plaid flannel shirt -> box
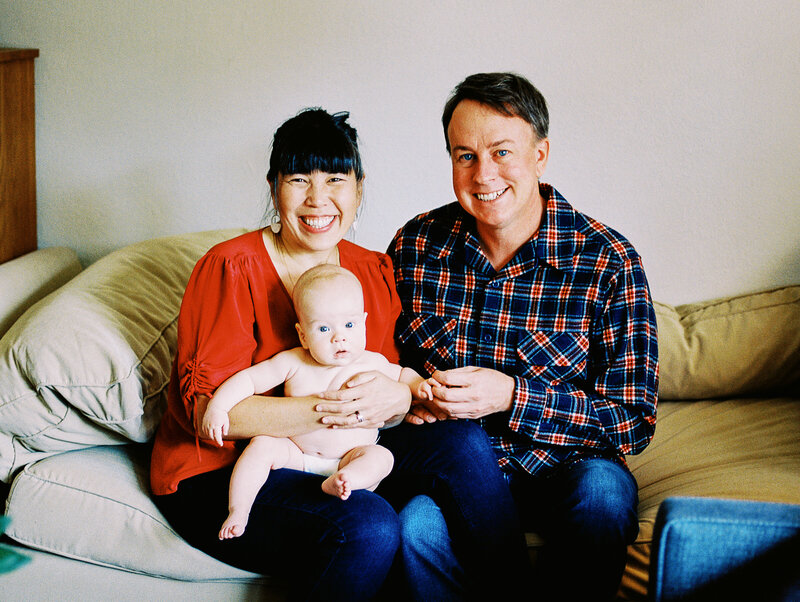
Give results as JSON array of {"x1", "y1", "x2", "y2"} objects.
[{"x1": 388, "y1": 184, "x2": 658, "y2": 477}]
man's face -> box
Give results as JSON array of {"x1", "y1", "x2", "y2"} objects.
[{"x1": 447, "y1": 99, "x2": 549, "y2": 239}]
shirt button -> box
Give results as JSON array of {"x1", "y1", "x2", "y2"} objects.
[{"x1": 483, "y1": 333, "x2": 493, "y2": 343}]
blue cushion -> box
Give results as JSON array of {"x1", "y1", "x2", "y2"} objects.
[{"x1": 650, "y1": 496, "x2": 800, "y2": 601}]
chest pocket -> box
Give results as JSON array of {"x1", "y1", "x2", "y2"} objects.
[
  {"x1": 516, "y1": 330, "x2": 590, "y2": 385},
  {"x1": 397, "y1": 313, "x2": 457, "y2": 372}
]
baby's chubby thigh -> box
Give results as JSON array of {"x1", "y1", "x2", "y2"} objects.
[
  {"x1": 339, "y1": 443, "x2": 395, "y2": 483},
  {"x1": 245, "y1": 434, "x2": 305, "y2": 471}
]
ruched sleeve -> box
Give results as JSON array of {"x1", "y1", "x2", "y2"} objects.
[{"x1": 174, "y1": 252, "x2": 258, "y2": 422}]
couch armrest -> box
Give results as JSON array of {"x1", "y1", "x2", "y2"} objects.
[{"x1": 0, "y1": 247, "x2": 81, "y2": 339}]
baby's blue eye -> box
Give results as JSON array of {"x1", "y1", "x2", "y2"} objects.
[
  {"x1": 318, "y1": 326, "x2": 330, "y2": 333},
  {"x1": 345, "y1": 321, "x2": 354, "y2": 329}
]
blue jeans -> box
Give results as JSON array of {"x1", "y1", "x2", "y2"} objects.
[
  {"x1": 398, "y1": 456, "x2": 639, "y2": 601},
  {"x1": 378, "y1": 420, "x2": 531, "y2": 600},
  {"x1": 155, "y1": 420, "x2": 526, "y2": 600},
  {"x1": 155, "y1": 465, "x2": 399, "y2": 601},
  {"x1": 513, "y1": 458, "x2": 640, "y2": 601},
  {"x1": 650, "y1": 497, "x2": 800, "y2": 602}
]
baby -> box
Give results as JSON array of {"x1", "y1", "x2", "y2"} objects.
[{"x1": 202, "y1": 263, "x2": 432, "y2": 539}]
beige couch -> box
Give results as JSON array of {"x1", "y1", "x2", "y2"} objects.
[
  {"x1": 620, "y1": 287, "x2": 800, "y2": 598},
  {"x1": 1, "y1": 229, "x2": 798, "y2": 600}
]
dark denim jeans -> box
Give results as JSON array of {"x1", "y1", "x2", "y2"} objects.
[
  {"x1": 378, "y1": 420, "x2": 531, "y2": 600},
  {"x1": 396, "y1": 455, "x2": 639, "y2": 601},
  {"x1": 155, "y1": 465, "x2": 400, "y2": 601},
  {"x1": 511, "y1": 457, "x2": 640, "y2": 601},
  {"x1": 155, "y1": 420, "x2": 528, "y2": 601}
]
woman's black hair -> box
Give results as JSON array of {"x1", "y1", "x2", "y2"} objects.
[
  {"x1": 441, "y1": 72, "x2": 549, "y2": 153},
  {"x1": 267, "y1": 108, "x2": 363, "y2": 185}
]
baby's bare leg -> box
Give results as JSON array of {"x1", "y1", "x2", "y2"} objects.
[
  {"x1": 321, "y1": 444, "x2": 394, "y2": 501},
  {"x1": 221, "y1": 436, "x2": 303, "y2": 539}
]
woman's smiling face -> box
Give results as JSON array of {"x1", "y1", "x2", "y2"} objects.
[{"x1": 273, "y1": 170, "x2": 362, "y2": 254}]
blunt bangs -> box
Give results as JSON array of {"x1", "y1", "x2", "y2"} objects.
[
  {"x1": 267, "y1": 108, "x2": 363, "y2": 183},
  {"x1": 275, "y1": 142, "x2": 361, "y2": 180}
]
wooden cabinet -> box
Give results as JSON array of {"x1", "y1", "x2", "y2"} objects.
[{"x1": 0, "y1": 48, "x2": 39, "y2": 264}]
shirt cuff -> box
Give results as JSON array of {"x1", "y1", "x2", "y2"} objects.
[{"x1": 508, "y1": 375, "x2": 548, "y2": 436}]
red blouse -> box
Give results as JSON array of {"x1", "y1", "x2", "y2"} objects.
[{"x1": 150, "y1": 230, "x2": 401, "y2": 495}]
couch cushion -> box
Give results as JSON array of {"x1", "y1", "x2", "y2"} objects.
[
  {"x1": 0, "y1": 229, "x2": 246, "y2": 483},
  {"x1": 620, "y1": 396, "x2": 800, "y2": 599},
  {"x1": 655, "y1": 286, "x2": 800, "y2": 400},
  {"x1": 629, "y1": 397, "x2": 800, "y2": 542},
  {"x1": 3, "y1": 444, "x2": 264, "y2": 582}
]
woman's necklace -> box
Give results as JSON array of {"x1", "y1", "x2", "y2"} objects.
[{"x1": 272, "y1": 231, "x2": 339, "y2": 294}]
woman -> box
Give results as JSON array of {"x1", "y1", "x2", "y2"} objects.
[{"x1": 150, "y1": 108, "x2": 527, "y2": 600}]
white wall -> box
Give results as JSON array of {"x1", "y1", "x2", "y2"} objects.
[{"x1": 1, "y1": 0, "x2": 798, "y2": 305}]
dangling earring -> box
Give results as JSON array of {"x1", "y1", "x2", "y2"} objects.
[
  {"x1": 352, "y1": 206, "x2": 363, "y2": 233},
  {"x1": 269, "y1": 212, "x2": 281, "y2": 234}
]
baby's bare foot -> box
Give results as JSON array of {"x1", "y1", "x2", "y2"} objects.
[
  {"x1": 321, "y1": 471, "x2": 352, "y2": 500},
  {"x1": 219, "y1": 510, "x2": 249, "y2": 539}
]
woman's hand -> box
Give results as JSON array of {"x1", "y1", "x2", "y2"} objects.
[
  {"x1": 315, "y1": 371, "x2": 412, "y2": 428},
  {"x1": 404, "y1": 399, "x2": 447, "y2": 425}
]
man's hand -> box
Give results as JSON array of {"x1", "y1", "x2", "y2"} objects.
[
  {"x1": 315, "y1": 371, "x2": 412, "y2": 428},
  {"x1": 410, "y1": 366, "x2": 515, "y2": 421}
]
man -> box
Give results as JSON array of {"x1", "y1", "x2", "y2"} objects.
[{"x1": 389, "y1": 72, "x2": 658, "y2": 600}]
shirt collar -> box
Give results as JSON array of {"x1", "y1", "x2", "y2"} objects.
[
  {"x1": 453, "y1": 183, "x2": 583, "y2": 274},
  {"x1": 534, "y1": 183, "x2": 583, "y2": 272}
]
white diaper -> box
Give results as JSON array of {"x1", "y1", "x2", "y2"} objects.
[{"x1": 302, "y1": 453, "x2": 342, "y2": 477}]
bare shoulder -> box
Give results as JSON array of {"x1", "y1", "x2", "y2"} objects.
[
  {"x1": 264, "y1": 347, "x2": 307, "y2": 371},
  {"x1": 355, "y1": 350, "x2": 391, "y2": 368},
  {"x1": 357, "y1": 351, "x2": 402, "y2": 380}
]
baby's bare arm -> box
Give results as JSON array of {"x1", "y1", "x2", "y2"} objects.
[
  {"x1": 361, "y1": 353, "x2": 432, "y2": 402},
  {"x1": 208, "y1": 350, "x2": 302, "y2": 415},
  {"x1": 199, "y1": 349, "x2": 320, "y2": 442},
  {"x1": 396, "y1": 366, "x2": 436, "y2": 401},
  {"x1": 201, "y1": 370, "x2": 262, "y2": 446}
]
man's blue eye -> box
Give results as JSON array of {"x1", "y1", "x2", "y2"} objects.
[
  {"x1": 318, "y1": 326, "x2": 329, "y2": 333},
  {"x1": 460, "y1": 153, "x2": 474, "y2": 162},
  {"x1": 497, "y1": 150, "x2": 509, "y2": 157}
]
